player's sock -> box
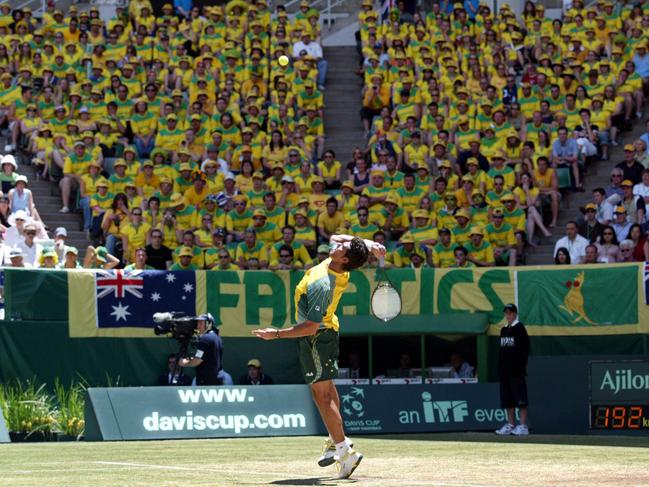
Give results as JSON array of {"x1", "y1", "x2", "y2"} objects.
[
  {"x1": 345, "y1": 437, "x2": 353, "y2": 448},
  {"x1": 335, "y1": 440, "x2": 349, "y2": 458}
]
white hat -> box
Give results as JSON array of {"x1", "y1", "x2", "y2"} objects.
[
  {"x1": 9, "y1": 247, "x2": 23, "y2": 258},
  {"x1": 1, "y1": 154, "x2": 16, "y2": 169},
  {"x1": 54, "y1": 227, "x2": 67, "y2": 237},
  {"x1": 224, "y1": 172, "x2": 235, "y2": 181},
  {"x1": 79, "y1": 106, "x2": 89, "y2": 113},
  {"x1": 8, "y1": 209, "x2": 32, "y2": 226},
  {"x1": 281, "y1": 175, "x2": 294, "y2": 183},
  {"x1": 14, "y1": 174, "x2": 27, "y2": 185}
]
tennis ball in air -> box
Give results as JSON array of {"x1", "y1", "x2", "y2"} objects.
[{"x1": 278, "y1": 55, "x2": 289, "y2": 67}]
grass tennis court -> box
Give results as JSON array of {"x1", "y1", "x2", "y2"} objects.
[{"x1": 1, "y1": 433, "x2": 648, "y2": 487}]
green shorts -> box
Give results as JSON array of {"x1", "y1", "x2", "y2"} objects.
[{"x1": 298, "y1": 327, "x2": 339, "y2": 384}]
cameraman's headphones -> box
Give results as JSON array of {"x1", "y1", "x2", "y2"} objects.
[{"x1": 197, "y1": 313, "x2": 215, "y2": 330}]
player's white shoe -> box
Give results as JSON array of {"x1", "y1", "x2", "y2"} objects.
[
  {"x1": 512, "y1": 424, "x2": 529, "y2": 436},
  {"x1": 335, "y1": 448, "x2": 363, "y2": 479},
  {"x1": 317, "y1": 438, "x2": 336, "y2": 467},
  {"x1": 317, "y1": 438, "x2": 353, "y2": 467},
  {"x1": 495, "y1": 423, "x2": 515, "y2": 435}
]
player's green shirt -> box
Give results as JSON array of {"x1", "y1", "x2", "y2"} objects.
[{"x1": 294, "y1": 257, "x2": 349, "y2": 331}]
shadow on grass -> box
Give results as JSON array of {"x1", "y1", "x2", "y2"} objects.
[
  {"x1": 271, "y1": 478, "x2": 356, "y2": 486},
  {"x1": 358, "y1": 432, "x2": 649, "y2": 448}
]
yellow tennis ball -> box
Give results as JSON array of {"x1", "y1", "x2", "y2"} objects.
[{"x1": 278, "y1": 55, "x2": 289, "y2": 67}]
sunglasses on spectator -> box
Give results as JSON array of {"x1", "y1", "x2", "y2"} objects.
[
  {"x1": 219, "y1": 255, "x2": 229, "y2": 259},
  {"x1": 280, "y1": 254, "x2": 291, "y2": 258},
  {"x1": 25, "y1": 231, "x2": 36, "y2": 235}
]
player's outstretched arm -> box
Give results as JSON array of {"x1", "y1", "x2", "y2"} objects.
[
  {"x1": 330, "y1": 234, "x2": 386, "y2": 259},
  {"x1": 253, "y1": 320, "x2": 320, "y2": 340}
]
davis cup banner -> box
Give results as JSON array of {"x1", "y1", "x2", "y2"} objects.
[
  {"x1": 84, "y1": 384, "x2": 511, "y2": 441},
  {"x1": 3, "y1": 264, "x2": 647, "y2": 338}
]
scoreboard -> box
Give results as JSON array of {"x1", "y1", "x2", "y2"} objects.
[{"x1": 589, "y1": 361, "x2": 649, "y2": 433}]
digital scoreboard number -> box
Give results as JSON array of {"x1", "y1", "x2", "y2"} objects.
[
  {"x1": 589, "y1": 361, "x2": 649, "y2": 433},
  {"x1": 591, "y1": 405, "x2": 649, "y2": 430}
]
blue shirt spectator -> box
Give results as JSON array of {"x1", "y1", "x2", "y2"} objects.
[
  {"x1": 552, "y1": 131, "x2": 579, "y2": 161},
  {"x1": 633, "y1": 46, "x2": 649, "y2": 78},
  {"x1": 464, "y1": 0, "x2": 480, "y2": 19},
  {"x1": 174, "y1": 0, "x2": 192, "y2": 18},
  {"x1": 640, "y1": 121, "x2": 649, "y2": 154}
]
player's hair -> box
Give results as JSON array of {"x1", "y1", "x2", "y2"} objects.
[{"x1": 342, "y1": 237, "x2": 369, "y2": 271}]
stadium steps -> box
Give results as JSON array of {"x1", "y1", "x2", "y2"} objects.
[
  {"x1": 323, "y1": 46, "x2": 365, "y2": 162},
  {"x1": 14, "y1": 157, "x2": 89, "y2": 255},
  {"x1": 525, "y1": 122, "x2": 647, "y2": 265}
]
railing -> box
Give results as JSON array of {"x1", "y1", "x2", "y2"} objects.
[
  {"x1": 14, "y1": 0, "x2": 45, "y2": 16},
  {"x1": 276, "y1": 0, "x2": 353, "y2": 31}
]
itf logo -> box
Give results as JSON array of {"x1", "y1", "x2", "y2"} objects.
[{"x1": 421, "y1": 392, "x2": 469, "y2": 423}]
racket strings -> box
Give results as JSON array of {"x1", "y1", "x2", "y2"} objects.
[{"x1": 371, "y1": 286, "x2": 402, "y2": 322}]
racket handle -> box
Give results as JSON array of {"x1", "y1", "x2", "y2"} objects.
[{"x1": 378, "y1": 256, "x2": 385, "y2": 268}]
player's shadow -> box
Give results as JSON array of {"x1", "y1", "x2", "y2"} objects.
[{"x1": 271, "y1": 478, "x2": 357, "y2": 485}]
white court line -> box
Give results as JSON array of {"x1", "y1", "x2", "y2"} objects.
[
  {"x1": 94, "y1": 462, "x2": 496, "y2": 487},
  {"x1": 94, "y1": 461, "x2": 314, "y2": 478}
]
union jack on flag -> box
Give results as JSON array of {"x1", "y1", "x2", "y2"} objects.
[
  {"x1": 96, "y1": 270, "x2": 144, "y2": 299},
  {"x1": 95, "y1": 270, "x2": 197, "y2": 328}
]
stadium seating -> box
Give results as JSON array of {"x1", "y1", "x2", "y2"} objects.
[{"x1": 0, "y1": 1, "x2": 647, "y2": 269}]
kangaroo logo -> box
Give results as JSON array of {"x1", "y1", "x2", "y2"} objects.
[{"x1": 559, "y1": 271, "x2": 596, "y2": 325}]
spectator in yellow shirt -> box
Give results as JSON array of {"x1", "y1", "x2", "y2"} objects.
[
  {"x1": 465, "y1": 226, "x2": 496, "y2": 267},
  {"x1": 135, "y1": 160, "x2": 160, "y2": 200},
  {"x1": 235, "y1": 228, "x2": 269, "y2": 269},
  {"x1": 349, "y1": 206, "x2": 379, "y2": 240},
  {"x1": 485, "y1": 208, "x2": 518, "y2": 266},
  {"x1": 184, "y1": 171, "x2": 210, "y2": 209},
  {"x1": 120, "y1": 208, "x2": 151, "y2": 264},
  {"x1": 250, "y1": 209, "x2": 282, "y2": 248},
  {"x1": 410, "y1": 209, "x2": 438, "y2": 245},
  {"x1": 317, "y1": 197, "x2": 345, "y2": 243},
  {"x1": 431, "y1": 228, "x2": 457, "y2": 268},
  {"x1": 380, "y1": 194, "x2": 409, "y2": 239}
]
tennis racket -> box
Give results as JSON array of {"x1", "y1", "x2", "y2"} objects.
[{"x1": 371, "y1": 257, "x2": 402, "y2": 322}]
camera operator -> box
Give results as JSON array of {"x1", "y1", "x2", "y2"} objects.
[{"x1": 177, "y1": 313, "x2": 224, "y2": 385}]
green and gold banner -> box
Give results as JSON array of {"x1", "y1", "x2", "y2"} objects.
[{"x1": 2, "y1": 264, "x2": 647, "y2": 338}]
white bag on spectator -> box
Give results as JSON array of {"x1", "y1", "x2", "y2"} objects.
[{"x1": 576, "y1": 137, "x2": 597, "y2": 157}]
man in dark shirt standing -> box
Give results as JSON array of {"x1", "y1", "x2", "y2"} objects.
[
  {"x1": 495, "y1": 303, "x2": 530, "y2": 436},
  {"x1": 145, "y1": 229, "x2": 173, "y2": 270},
  {"x1": 178, "y1": 314, "x2": 223, "y2": 385}
]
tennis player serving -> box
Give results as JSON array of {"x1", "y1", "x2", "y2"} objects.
[{"x1": 253, "y1": 234, "x2": 385, "y2": 479}]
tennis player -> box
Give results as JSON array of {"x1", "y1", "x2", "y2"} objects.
[{"x1": 253, "y1": 234, "x2": 385, "y2": 479}]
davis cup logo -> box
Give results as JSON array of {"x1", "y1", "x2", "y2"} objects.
[
  {"x1": 342, "y1": 387, "x2": 365, "y2": 418},
  {"x1": 341, "y1": 388, "x2": 382, "y2": 432}
]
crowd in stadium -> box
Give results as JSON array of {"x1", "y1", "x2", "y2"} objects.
[
  {"x1": 357, "y1": 0, "x2": 649, "y2": 266},
  {"x1": 0, "y1": 0, "x2": 648, "y2": 269}
]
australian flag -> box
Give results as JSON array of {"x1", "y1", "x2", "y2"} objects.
[{"x1": 96, "y1": 270, "x2": 197, "y2": 328}]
